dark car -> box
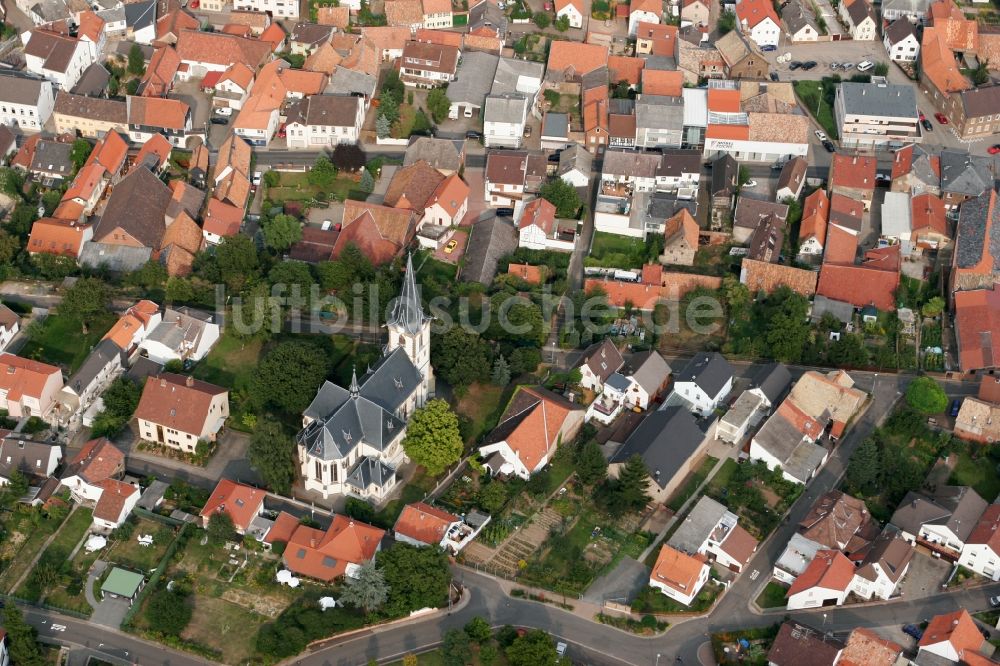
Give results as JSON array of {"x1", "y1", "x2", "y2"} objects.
[
  {"x1": 801, "y1": 61, "x2": 818, "y2": 70},
  {"x1": 465, "y1": 130, "x2": 482, "y2": 140},
  {"x1": 990, "y1": 596, "x2": 1000, "y2": 607},
  {"x1": 950, "y1": 399, "x2": 962, "y2": 417},
  {"x1": 822, "y1": 140, "x2": 835, "y2": 153},
  {"x1": 921, "y1": 118, "x2": 933, "y2": 132},
  {"x1": 210, "y1": 116, "x2": 228, "y2": 125},
  {"x1": 769, "y1": 72, "x2": 779, "y2": 81},
  {"x1": 903, "y1": 624, "x2": 924, "y2": 640},
  {"x1": 761, "y1": 44, "x2": 777, "y2": 51},
  {"x1": 496, "y1": 207, "x2": 515, "y2": 217},
  {"x1": 789, "y1": 61, "x2": 803, "y2": 70}
]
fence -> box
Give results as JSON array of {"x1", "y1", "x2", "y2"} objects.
[
  {"x1": 120, "y1": 522, "x2": 192, "y2": 628},
  {"x1": 132, "y1": 506, "x2": 186, "y2": 527},
  {"x1": 0, "y1": 593, "x2": 90, "y2": 620}
]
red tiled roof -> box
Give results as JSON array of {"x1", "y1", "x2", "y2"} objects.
[
  {"x1": 824, "y1": 223, "x2": 859, "y2": 265},
  {"x1": 817, "y1": 246, "x2": 900, "y2": 311},
  {"x1": 954, "y1": 288, "x2": 1000, "y2": 372},
  {"x1": 203, "y1": 198, "x2": 244, "y2": 238},
  {"x1": 67, "y1": 437, "x2": 124, "y2": 484},
  {"x1": 27, "y1": 218, "x2": 90, "y2": 257},
  {"x1": 519, "y1": 198, "x2": 557, "y2": 235},
  {"x1": 607, "y1": 55, "x2": 644, "y2": 86},
  {"x1": 829, "y1": 154, "x2": 877, "y2": 192},
  {"x1": 921, "y1": 27, "x2": 971, "y2": 95},
  {"x1": 200, "y1": 479, "x2": 265, "y2": 532},
  {"x1": 641, "y1": 68, "x2": 683, "y2": 96},
  {"x1": 264, "y1": 511, "x2": 300, "y2": 545},
  {"x1": 393, "y1": 502, "x2": 458, "y2": 546},
  {"x1": 94, "y1": 479, "x2": 138, "y2": 524},
  {"x1": 635, "y1": 21, "x2": 677, "y2": 56},
  {"x1": 283, "y1": 514, "x2": 385, "y2": 582},
  {"x1": 980, "y1": 376, "x2": 1000, "y2": 404},
  {"x1": 919, "y1": 610, "x2": 984, "y2": 655},
  {"x1": 736, "y1": 0, "x2": 780, "y2": 28},
  {"x1": 547, "y1": 41, "x2": 609, "y2": 77},
  {"x1": 707, "y1": 87, "x2": 741, "y2": 113},
  {"x1": 650, "y1": 545, "x2": 706, "y2": 596},
  {"x1": 741, "y1": 259, "x2": 818, "y2": 296},
  {"x1": 838, "y1": 628, "x2": 903, "y2": 666},
  {"x1": 787, "y1": 549, "x2": 854, "y2": 597},
  {"x1": 0, "y1": 353, "x2": 60, "y2": 403},
  {"x1": 134, "y1": 372, "x2": 227, "y2": 437},
  {"x1": 799, "y1": 189, "x2": 829, "y2": 246},
  {"x1": 911, "y1": 193, "x2": 948, "y2": 239},
  {"x1": 585, "y1": 273, "x2": 723, "y2": 309}
]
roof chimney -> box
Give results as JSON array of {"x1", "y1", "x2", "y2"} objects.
[
  {"x1": 186, "y1": 375, "x2": 194, "y2": 387},
  {"x1": 159, "y1": 377, "x2": 167, "y2": 387}
]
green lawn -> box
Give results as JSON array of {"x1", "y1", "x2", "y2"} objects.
[
  {"x1": 0, "y1": 508, "x2": 70, "y2": 593},
  {"x1": 455, "y1": 382, "x2": 507, "y2": 445},
  {"x1": 20, "y1": 313, "x2": 116, "y2": 373},
  {"x1": 632, "y1": 581, "x2": 724, "y2": 613},
  {"x1": 667, "y1": 456, "x2": 719, "y2": 512},
  {"x1": 16, "y1": 507, "x2": 93, "y2": 606},
  {"x1": 586, "y1": 232, "x2": 650, "y2": 269},
  {"x1": 104, "y1": 519, "x2": 177, "y2": 572},
  {"x1": 705, "y1": 458, "x2": 739, "y2": 498},
  {"x1": 267, "y1": 171, "x2": 366, "y2": 205},
  {"x1": 755, "y1": 582, "x2": 788, "y2": 609},
  {"x1": 792, "y1": 80, "x2": 839, "y2": 139},
  {"x1": 45, "y1": 506, "x2": 93, "y2": 554},
  {"x1": 948, "y1": 448, "x2": 1000, "y2": 502}
]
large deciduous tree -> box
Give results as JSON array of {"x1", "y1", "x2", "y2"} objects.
[
  {"x1": 538, "y1": 178, "x2": 581, "y2": 218},
  {"x1": 248, "y1": 418, "x2": 297, "y2": 495},
  {"x1": 59, "y1": 277, "x2": 110, "y2": 333},
  {"x1": 431, "y1": 327, "x2": 491, "y2": 389},
  {"x1": 426, "y1": 88, "x2": 451, "y2": 123},
  {"x1": 376, "y1": 543, "x2": 451, "y2": 615},
  {"x1": 250, "y1": 340, "x2": 332, "y2": 414},
  {"x1": 505, "y1": 629, "x2": 558, "y2": 666},
  {"x1": 146, "y1": 589, "x2": 192, "y2": 636},
  {"x1": 338, "y1": 561, "x2": 389, "y2": 613},
  {"x1": 403, "y1": 399, "x2": 463, "y2": 475},
  {"x1": 906, "y1": 376, "x2": 949, "y2": 414},
  {"x1": 262, "y1": 214, "x2": 302, "y2": 252}
]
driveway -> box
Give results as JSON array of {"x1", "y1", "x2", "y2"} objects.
[
  {"x1": 462, "y1": 166, "x2": 488, "y2": 225},
  {"x1": 898, "y1": 551, "x2": 953, "y2": 600},
  {"x1": 583, "y1": 556, "x2": 650, "y2": 604}
]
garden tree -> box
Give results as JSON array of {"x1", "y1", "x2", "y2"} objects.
[
  {"x1": 248, "y1": 419, "x2": 297, "y2": 494},
  {"x1": 331, "y1": 144, "x2": 367, "y2": 172},
  {"x1": 464, "y1": 616, "x2": 493, "y2": 644},
  {"x1": 538, "y1": 178, "x2": 581, "y2": 218},
  {"x1": 509, "y1": 346, "x2": 542, "y2": 375},
  {"x1": 316, "y1": 243, "x2": 376, "y2": 292},
  {"x1": 533, "y1": 10, "x2": 550, "y2": 28},
  {"x1": 906, "y1": 376, "x2": 948, "y2": 414},
  {"x1": 339, "y1": 561, "x2": 389, "y2": 613},
  {"x1": 376, "y1": 109, "x2": 393, "y2": 138},
  {"x1": 722, "y1": 275, "x2": 751, "y2": 315},
  {"x1": 308, "y1": 155, "x2": 337, "y2": 188},
  {"x1": 763, "y1": 289, "x2": 810, "y2": 363},
  {"x1": 485, "y1": 295, "x2": 546, "y2": 346},
  {"x1": 125, "y1": 260, "x2": 168, "y2": 290},
  {"x1": 262, "y1": 213, "x2": 303, "y2": 252},
  {"x1": 359, "y1": 168, "x2": 375, "y2": 193},
  {"x1": 554, "y1": 15, "x2": 570, "y2": 30},
  {"x1": 738, "y1": 165, "x2": 751, "y2": 186},
  {"x1": 575, "y1": 439, "x2": 608, "y2": 485},
  {"x1": 3, "y1": 604, "x2": 45, "y2": 666},
  {"x1": 412, "y1": 108, "x2": 433, "y2": 135},
  {"x1": 491, "y1": 355, "x2": 511, "y2": 386},
  {"x1": 376, "y1": 543, "x2": 451, "y2": 615},
  {"x1": 845, "y1": 436, "x2": 882, "y2": 495},
  {"x1": 59, "y1": 276, "x2": 110, "y2": 333},
  {"x1": 214, "y1": 234, "x2": 261, "y2": 291},
  {"x1": 28, "y1": 253, "x2": 74, "y2": 280},
  {"x1": 611, "y1": 80, "x2": 630, "y2": 99},
  {"x1": 207, "y1": 511, "x2": 235, "y2": 545},
  {"x1": 0, "y1": 166, "x2": 24, "y2": 200},
  {"x1": 402, "y1": 655, "x2": 418, "y2": 666},
  {"x1": 602, "y1": 454, "x2": 650, "y2": 516},
  {"x1": 345, "y1": 496, "x2": 377, "y2": 523},
  {"x1": 268, "y1": 260, "x2": 315, "y2": 294},
  {"x1": 70, "y1": 138, "x2": 93, "y2": 171},
  {"x1": 972, "y1": 59, "x2": 991, "y2": 86},
  {"x1": 431, "y1": 326, "x2": 491, "y2": 389},
  {"x1": 505, "y1": 629, "x2": 558, "y2": 666},
  {"x1": 165, "y1": 276, "x2": 196, "y2": 304},
  {"x1": 442, "y1": 628, "x2": 473, "y2": 666},
  {"x1": 127, "y1": 42, "x2": 146, "y2": 75},
  {"x1": 718, "y1": 10, "x2": 735, "y2": 34},
  {"x1": 91, "y1": 376, "x2": 141, "y2": 438},
  {"x1": 41, "y1": 188, "x2": 62, "y2": 216},
  {"x1": 6, "y1": 202, "x2": 37, "y2": 237},
  {"x1": 251, "y1": 340, "x2": 333, "y2": 414},
  {"x1": 526, "y1": 469, "x2": 551, "y2": 496},
  {"x1": 0, "y1": 470, "x2": 28, "y2": 511},
  {"x1": 476, "y1": 480, "x2": 507, "y2": 513},
  {"x1": 403, "y1": 399, "x2": 463, "y2": 475},
  {"x1": 827, "y1": 333, "x2": 869, "y2": 367},
  {"x1": 921, "y1": 296, "x2": 945, "y2": 318},
  {"x1": 125, "y1": 78, "x2": 140, "y2": 95},
  {"x1": 231, "y1": 281, "x2": 283, "y2": 342},
  {"x1": 263, "y1": 170, "x2": 280, "y2": 187},
  {"x1": 426, "y1": 88, "x2": 451, "y2": 123},
  {"x1": 146, "y1": 588, "x2": 192, "y2": 636}
]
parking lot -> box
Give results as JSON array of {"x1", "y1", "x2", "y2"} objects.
[{"x1": 765, "y1": 41, "x2": 896, "y2": 82}]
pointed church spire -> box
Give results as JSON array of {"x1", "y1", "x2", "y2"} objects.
[
  {"x1": 388, "y1": 253, "x2": 428, "y2": 336},
  {"x1": 349, "y1": 366, "x2": 360, "y2": 397}
]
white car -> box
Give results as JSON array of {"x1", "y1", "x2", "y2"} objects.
[
  {"x1": 815, "y1": 130, "x2": 828, "y2": 142},
  {"x1": 857, "y1": 60, "x2": 875, "y2": 72},
  {"x1": 556, "y1": 642, "x2": 568, "y2": 657},
  {"x1": 213, "y1": 106, "x2": 233, "y2": 116},
  {"x1": 744, "y1": 180, "x2": 757, "y2": 187}
]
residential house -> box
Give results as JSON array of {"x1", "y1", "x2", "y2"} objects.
[
  {"x1": 711, "y1": 154, "x2": 738, "y2": 228},
  {"x1": 335, "y1": 201, "x2": 417, "y2": 266},
  {"x1": 393, "y1": 501, "x2": 489, "y2": 553},
  {"x1": 139, "y1": 307, "x2": 220, "y2": 365},
  {"x1": 797, "y1": 490, "x2": 874, "y2": 553},
  {"x1": 0, "y1": 73, "x2": 54, "y2": 132},
  {"x1": 27, "y1": 138, "x2": 74, "y2": 183},
  {"x1": 835, "y1": 82, "x2": 920, "y2": 150},
  {"x1": 420, "y1": 0, "x2": 453, "y2": 28},
  {"x1": 891, "y1": 144, "x2": 940, "y2": 196},
  {"x1": 773, "y1": 532, "x2": 824, "y2": 583},
  {"x1": 0, "y1": 306, "x2": 21, "y2": 353},
  {"x1": 484, "y1": 150, "x2": 533, "y2": 206},
  {"x1": 102, "y1": 300, "x2": 161, "y2": 359},
  {"x1": 0, "y1": 435, "x2": 62, "y2": 486},
  {"x1": 954, "y1": 398, "x2": 1000, "y2": 445},
  {"x1": 846, "y1": 528, "x2": 914, "y2": 600},
  {"x1": 783, "y1": 0, "x2": 819, "y2": 42},
  {"x1": 881, "y1": 0, "x2": 931, "y2": 21},
  {"x1": 541, "y1": 112, "x2": 570, "y2": 150},
  {"x1": 817, "y1": 245, "x2": 901, "y2": 311},
  {"x1": 716, "y1": 362, "x2": 791, "y2": 444},
  {"x1": 608, "y1": 406, "x2": 710, "y2": 503},
  {"x1": 767, "y1": 622, "x2": 844, "y2": 666},
  {"x1": 554, "y1": 0, "x2": 584, "y2": 28},
  {"x1": 277, "y1": 514, "x2": 385, "y2": 582},
  {"x1": 212, "y1": 134, "x2": 253, "y2": 211},
  {"x1": 516, "y1": 198, "x2": 570, "y2": 251},
  {"x1": 839, "y1": 628, "x2": 903, "y2": 666},
  {"x1": 174, "y1": 28, "x2": 272, "y2": 79},
  {"x1": 890, "y1": 485, "x2": 988, "y2": 559},
  {"x1": 840, "y1": 0, "x2": 878, "y2": 40},
  {"x1": 289, "y1": 23, "x2": 336, "y2": 55},
  {"x1": 959, "y1": 504, "x2": 1000, "y2": 579},
  {"x1": 27, "y1": 218, "x2": 92, "y2": 258},
  {"x1": 578, "y1": 339, "x2": 625, "y2": 393},
  {"x1": 0, "y1": 353, "x2": 64, "y2": 418},
  {"x1": 484, "y1": 94, "x2": 530, "y2": 149},
  {"x1": 648, "y1": 544, "x2": 710, "y2": 607},
  {"x1": 211, "y1": 63, "x2": 255, "y2": 112},
  {"x1": 785, "y1": 549, "x2": 855, "y2": 610},
  {"x1": 786, "y1": 369, "x2": 866, "y2": 439},
  {"x1": 629, "y1": 0, "x2": 661, "y2": 37},
  {"x1": 950, "y1": 181, "x2": 999, "y2": 293},
  {"x1": 284, "y1": 94, "x2": 365, "y2": 149},
  {"x1": 404, "y1": 137, "x2": 464, "y2": 175},
  {"x1": 57, "y1": 339, "x2": 125, "y2": 426},
  {"x1": 421, "y1": 173, "x2": 469, "y2": 229},
  {"x1": 823, "y1": 193, "x2": 863, "y2": 263},
  {"x1": 715, "y1": 31, "x2": 769, "y2": 80},
  {"x1": 749, "y1": 400, "x2": 829, "y2": 484},
  {"x1": 400, "y1": 41, "x2": 459, "y2": 88},
  {"x1": 199, "y1": 479, "x2": 266, "y2": 533},
  {"x1": 92, "y1": 479, "x2": 140, "y2": 530},
  {"x1": 659, "y1": 209, "x2": 698, "y2": 266},
  {"x1": 681, "y1": 0, "x2": 710, "y2": 26},
  {"x1": 735, "y1": 0, "x2": 781, "y2": 48},
  {"x1": 671, "y1": 352, "x2": 733, "y2": 416},
  {"x1": 233, "y1": 0, "x2": 300, "y2": 19},
  {"x1": 479, "y1": 386, "x2": 584, "y2": 479},
  {"x1": 635, "y1": 21, "x2": 678, "y2": 57},
  {"x1": 59, "y1": 437, "x2": 126, "y2": 502},
  {"x1": 635, "y1": 95, "x2": 684, "y2": 149},
  {"x1": 557, "y1": 145, "x2": 593, "y2": 188},
  {"x1": 461, "y1": 216, "x2": 518, "y2": 285},
  {"x1": 828, "y1": 154, "x2": 877, "y2": 210},
  {"x1": 0, "y1": 127, "x2": 15, "y2": 162},
  {"x1": 885, "y1": 18, "x2": 920, "y2": 62},
  {"x1": 917, "y1": 610, "x2": 986, "y2": 663},
  {"x1": 545, "y1": 41, "x2": 609, "y2": 82},
  {"x1": 910, "y1": 192, "x2": 950, "y2": 250},
  {"x1": 733, "y1": 196, "x2": 788, "y2": 244},
  {"x1": 22, "y1": 27, "x2": 95, "y2": 91},
  {"x1": 667, "y1": 496, "x2": 759, "y2": 572},
  {"x1": 624, "y1": 350, "x2": 671, "y2": 410},
  {"x1": 740, "y1": 259, "x2": 818, "y2": 297},
  {"x1": 775, "y1": 157, "x2": 807, "y2": 201},
  {"x1": 53, "y1": 91, "x2": 127, "y2": 137},
  {"x1": 135, "y1": 373, "x2": 230, "y2": 453},
  {"x1": 954, "y1": 289, "x2": 1000, "y2": 374},
  {"x1": 126, "y1": 95, "x2": 191, "y2": 146}
]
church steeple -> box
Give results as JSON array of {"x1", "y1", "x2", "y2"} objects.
[
  {"x1": 388, "y1": 253, "x2": 428, "y2": 336},
  {"x1": 349, "y1": 366, "x2": 360, "y2": 397}
]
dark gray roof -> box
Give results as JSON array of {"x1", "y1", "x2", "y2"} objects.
[
  {"x1": 884, "y1": 17, "x2": 917, "y2": 45},
  {"x1": 611, "y1": 406, "x2": 707, "y2": 488},
  {"x1": 387, "y1": 254, "x2": 430, "y2": 337},
  {"x1": 30, "y1": 140, "x2": 74, "y2": 177},
  {"x1": 782, "y1": 0, "x2": 816, "y2": 35},
  {"x1": 543, "y1": 112, "x2": 569, "y2": 139},
  {"x1": 954, "y1": 190, "x2": 1000, "y2": 270},
  {"x1": 776, "y1": 157, "x2": 808, "y2": 195},
  {"x1": 461, "y1": 216, "x2": 518, "y2": 285},
  {"x1": 136, "y1": 479, "x2": 169, "y2": 511},
  {"x1": 469, "y1": 0, "x2": 507, "y2": 35},
  {"x1": 674, "y1": 352, "x2": 733, "y2": 397},
  {"x1": 114, "y1": 41, "x2": 153, "y2": 60},
  {"x1": 636, "y1": 95, "x2": 685, "y2": 131},
  {"x1": 79, "y1": 242, "x2": 152, "y2": 272},
  {"x1": 735, "y1": 195, "x2": 789, "y2": 231},
  {"x1": 752, "y1": 411, "x2": 827, "y2": 482},
  {"x1": 93, "y1": 166, "x2": 172, "y2": 249},
  {"x1": 838, "y1": 82, "x2": 917, "y2": 120},
  {"x1": 557, "y1": 144, "x2": 592, "y2": 176},
  {"x1": 298, "y1": 389, "x2": 406, "y2": 461},
  {"x1": 404, "y1": 137, "x2": 463, "y2": 172},
  {"x1": 0, "y1": 436, "x2": 59, "y2": 481},
  {"x1": 667, "y1": 495, "x2": 728, "y2": 554},
  {"x1": 327, "y1": 68, "x2": 376, "y2": 99},
  {"x1": 750, "y1": 362, "x2": 791, "y2": 404},
  {"x1": 0, "y1": 72, "x2": 49, "y2": 106},
  {"x1": 447, "y1": 51, "x2": 499, "y2": 107},
  {"x1": 657, "y1": 149, "x2": 702, "y2": 179},
  {"x1": 890, "y1": 486, "x2": 987, "y2": 541},
  {"x1": 71, "y1": 63, "x2": 111, "y2": 97},
  {"x1": 124, "y1": 0, "x2": 156, "y2": 31},
  {"x1": 346, "y1": 456, "x2": 396, "y2": 491},
  {"x1": 126, "y1": 356, "x2": 163, "y2": 382},
  {"x1": 67, "y1": 339, "x2": 125, "y2": 395},
  {"x1": 606, "y1": 372, "x2": 631, "y2": 392},
  {"x1": 603, "y1": 149, "x2": 661, "y2": 179},
  {"x1": 627, "y1": 350, "x2": 671, "y2": 396},
  {"x1": 581, "y1": 66, "x2": 609, "y2": 92},
  {"x1": 712, "y1": 154, "x2": 738, "y2": 197},
  {"x1": 357, "y1": 347, "x2": 424, "y2": 413},
  {"x1": 940, "y1": 150, "x2": 995, "y2": 198},
  {"x1": 290, "y1": 22, "x2": 336, "y2": 48},
  {"x1": 846, "y1": 0, "x2": 875, "y2": 26}
]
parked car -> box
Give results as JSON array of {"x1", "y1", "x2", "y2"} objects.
[
  {"x1": 903, "y1": 624, "x2": 924, "y2": 640},
  {"x1": 822, "y1": 140, "x2": 835, "y2": 152},
  {"x1": 496, "y1": 207, "x2": 515, "y2": 217},
  {"x1": 556, "y1": 643, "x2": 568, "y2": 658},
  {"x1": 815, "y1": 129, "x2": 828, "y2": 141},
  {"x1": 789, "y1": 61, "x2": 803, "y2": 70},
  {"x1": 466, "y1": 130, "x2": 482, "y2": 140},
  {"x1": 920, "y1": 113, "x2": 933, "y2": 132},
  {"x1": 444, "y1": 239, "x2": 458, "y2": 254},
  {"x1": 744, "y1": 180, "x2": 757, "y2": 187},
  {"x1": 857, "y1": 60, "x2": 875, "y2": 72},
  {"x1": 210, "y1": 117, "x2": 228, "y2": 125},
  {"x1": 950, "y1": 399, "x2": 962, "y2": 417},
  {"x1": 277, "y1": 124, "x2": 287, "y2": 138},
  {"x1": 761, "y1": 44, "x2": 777, "y2": 51},
  {"x1": 523, "y1": 126, "x2": 532, "y2": 137},
  {"x1": 769, "y1": 72, "x2": 779, "y2": 81},
  {"x1": 830, "y1": 62, "x2": 840, "y2": 70},
  {"x1": 841, "y1": 62, "x2": 855, "y2": 70},
  {"x1": 213, "y1": 106, "x2": 232, "y2": 116},
  {"x1": 876, "y1": 172, "x2": 891, "y2": 185},
  {"x1": 989, "y1": 144, "x2": 1000, "y2": 155},
  {"x1": 801, "y1": 61, "x2": 818, "y2": 70},
  {"x1": 935, "y1": 112, "x2": 949, "y2": 125}
]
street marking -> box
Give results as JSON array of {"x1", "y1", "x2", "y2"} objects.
[
  {"x1": 50, "y1": 624, "x2": 65, "y2": 632},
  {"x1": 750, "y1": 569, "x2": 760, "y2": 581}
]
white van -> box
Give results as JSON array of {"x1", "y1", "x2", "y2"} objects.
[
  {"x1": 857, "y1": 60, "x2": 875, "y2": 72},
  {"x1": 464, "y1": 106, "x2": 473, "y2": 118}
]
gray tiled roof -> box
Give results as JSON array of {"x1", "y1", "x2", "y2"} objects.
[
  {"x1": 71, "y1": 63, "x2": 111, "y2": 97},
  {"x1": 627, "y1": 350, "x2": 671, "y2": 396},
  {"x1": 461, "y1": 216, "x2": 518, "y2": 285},
  {"x1": 493, "y1": 57, "x2": 543, "y2": 95},
  {"x1": 447, "y1": 51, "x2": 499, "y2": 107},
  {"x1": 753, "y1": 411, "x2": 828, "y2": 482},
  {"x1": 0, "y1": 436, "x2": 58, "y2": 481},
  {"x1": 838, "y1": 82, "x2": 917, "y2": 120},
  {"x1": 78, "y1": 242, "x2": 152, "y2": 272},
  {"x1": 636, "y1": 95, "x2": 684, "y2": 131},
  {"x1": 469, "y1": 0, "x2": 507, "y2": 35},
  {"x1": 668, "y1": 495, "x2": 728, "y2": 555},
  {"x1": 543, "y1": 112, "x2": 568, "y2": 139},
  {"x1": 674, "y1": 352, "x2": 733, "y2": 397},
  {"x1": 954, "y1": 190, "x2": 1000, "y2": 270},
  {"x1": 298, "y1": 392, "x2": 405, "y2": 461},
  {"x1": 484, "y1": 93, "x2": 529, "y2": 126},
  {"x1": 610, "y1": 406, "x2": 708, "y2": 488},
  {"x1": 750, "y1": 362, "x2": 791, "y2": 404},
  {"x1": 346, "y1": 456, "x2": 396, "y2": 490},
  {"x1": 124, "y1": 0, "x2": 156, "y2": 30},
  {"x1": 328, "y1": 68, "x2": 376, "y2": 99},
  {"x1": 940, "y1": 150, "x2": 995, "y2": 197},
  {"x1": 67, "y1": 339, "x2": 124, "y2": 396},
  {"x1": 357, "y1": 347, "x2": 424, "y2": 413},
  {"x1": 0, "y1": 72, "x2": 48, "y2": 107},
  {"x1": 404, "y1": 137, "x2": 463, "y2": 172}
]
